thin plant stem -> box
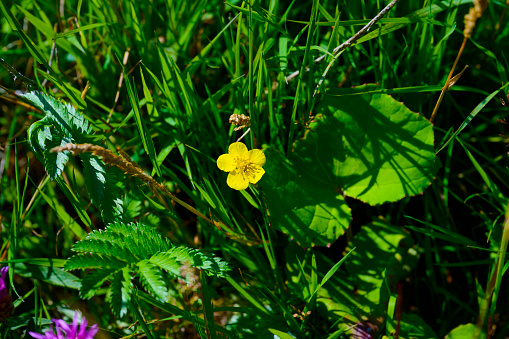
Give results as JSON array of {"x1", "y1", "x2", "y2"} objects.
[
  {"x1": 429, "y1": 37, "x2": 468, "y2": 123},
  {"x1": 248, "y1": 0, "x2": 254, "y2": 148},
  {"x1": 285, "y1": 0, "x2": 401, "y2": 83}
]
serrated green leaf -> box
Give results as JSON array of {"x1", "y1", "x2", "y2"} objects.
[
  {"x1": 80, "y1": 153, "x2": 106, "y2": 208},
  {"x1": 149, "y1": 252, "x2": 184, "y2": 279},
  {"x1": 293, "y1": 92, "x2": 437, "y2": 205},
  {"x1": 21, "y1": 91, "x2": 91, "y2": 136},
  {"x1": 137, "y1": 260, "x2": 168, "y2": 301},
  {"x1": 72, "y1": 237, "x2": 138, "y2": 262},
  {"x1": 163, "y1": 246, "x2": 231, "y2": 278},
  {"x1": 261, "y1": 148, "x2": 352, "y2": 247},
  {"x1": 65, "y1": 253, "x2": 127, "y2": 270},
  {"x1": 122, "y1": 192, "x2": 143, "y2": 222},
  {"x1": 27, "y1": 117, "x2": 52, "y2": 163},
  {"x1": 110, "y1": 267, "x2": 132, "y2": 318},
  {"x1": 105, "y1": 222, "x2": 171, "y2": 258},
  {"x1": 101, "y1": 166, "x2": 124, "y2": 223},
  {"x1": 80, "y1": 268, "x2": 116, "y2": 299},
  {"x1": 43, "y1": 134, "x2": 72, "y2": 179}
]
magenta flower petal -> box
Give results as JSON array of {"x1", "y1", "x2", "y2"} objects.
[
  {"x1": 29, "y1": 312, "x2": 98, "y2": 339},
  {"x1": 28, "y1": 332, "x2": 52, "y2": 339},
  {"x1": 0, "y1": 266, "x2": 8, "y2": 298}
]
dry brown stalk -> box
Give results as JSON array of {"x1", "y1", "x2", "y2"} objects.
[
  {"x1": 50, "y1": 143, "x2": 216, "y2": 226},
  {"x1": 284, "y1": 0, "x2": 402, "y2": 83},
  {"x1": 430, "y1": 0, "x2": 488, "y2": 123},
  {"x1": 464, "y1": 0, "x2": 488, "y2": 38}
]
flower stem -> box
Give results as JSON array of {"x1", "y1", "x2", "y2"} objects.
[{"x1": 474, "y1": 199, "x2": 509, "y2": 338}]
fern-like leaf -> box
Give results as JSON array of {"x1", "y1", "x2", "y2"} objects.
[
  {"x1": 23, "y1": 91, "x2": 123, "y2": 219},
  {"x1": 110, "y1": 267, "x2": 132, "y2": 318},
  {"x1": 81, "y1": 153, "x2": 106, "y2": 208},
  {"x1": 101, "y1": 166, "x2": 124, "y2": 223},
  {"x1": 43, "y1": 133, "x2": 72, "y2": 179},
  {"x1": 137, "y1": 260, "x2": 168, "y2": 301},
  {"x1": 72, "y1": 235, "x2": 138, "y2": 262},
  {"x1": 80, "y1": 268, "x2": 116, "y2": 299},
  {"x1": 67, "y1": 222, "x2": 230, "y2": 314},
  {"x1": 22, "y1": 91, "x2": 91, "y2": 136},
  {"x1": 106, "y1": 222, "x2": 171, "y2": 258},
  {"x1": 149, "y1": 252, "x2": 182, "y2": 278},
  {"x1": 156, "y1": 246, "x2": 231, "y2": 278},
  {"x1": 27, "y1": 117, "x2": 52, "y2": 163},
  {"x1": 65, "y1": 253, "x2": 127, "y2": 270}
]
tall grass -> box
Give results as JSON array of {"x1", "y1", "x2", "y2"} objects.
[{"x1": 1, "y1": 0, "x2": 509, "y2": 338}]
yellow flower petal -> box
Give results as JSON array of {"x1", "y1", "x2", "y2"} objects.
[
  {"x1": 228, "y1": 142, "x2": 248, "y2": 157},
  {"x1": 227, "y1": 170, "x2": 250, "y2": 190},
  {"x1": 248, "y1": 165, "x2": 265, "y2": 184},
  {"x1": 248, "y1": 149, "x2": 266, "y2": 166},
  {"x1": 217, "y1": 154, "x2": 236, "y2": 172}
]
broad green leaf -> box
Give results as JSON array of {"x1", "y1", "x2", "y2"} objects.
[
  {"x1": 294, "y1": 92, "x2": 437, "y2": 205},
  {"x1": 14, "y1": 263, "x2": 80, "y2": 289},
  {"x1": 268, "y1": 329, "x2": 296, "y2": 339},
  {"x1": 444, "y1": 323, "x2": 476, "y2": 338},
  {"x1": 344, "y1": 220, "x2": 418, "y2": 291},
  {"x1": 293, "y1": 220, "x2": 419, "y2": 334},
  {"x1": 262, "y1": 148, "x2": 351, "y2": 247}
]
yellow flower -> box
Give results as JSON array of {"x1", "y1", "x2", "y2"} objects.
[{"x1": 217, "y1": 142, "x2": 266, "y2": 190}]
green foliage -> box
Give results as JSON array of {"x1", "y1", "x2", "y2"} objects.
[
  {"x1": 2, "y1": 0, "x2": 509, "y2": 337},
  {"x1": 295, "y1": 91, "x2": 437, "y2": 205},
  {"x1": 263, "y1": 91, "x2": 437, "y2": 246},
  {"x1": 263, "y1": 149, "x2": 352, "y2": 247},
  {"x1": 65, "y1": 222, "x2": 231, "y2": 317},
  {"x1": 23, "y1": 90, "x2": 124, "y2": 223}
]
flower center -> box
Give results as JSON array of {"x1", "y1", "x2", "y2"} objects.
[{"x1": 235, "y1": 157, "x2": 256, "y2": 178}]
